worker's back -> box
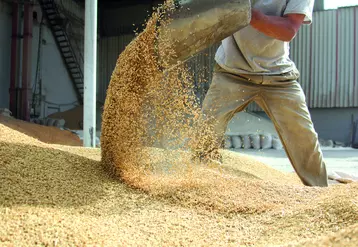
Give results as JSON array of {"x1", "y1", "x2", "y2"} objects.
[{"x1": 215, "y1": 0, "x2": 314, "y2": 75}]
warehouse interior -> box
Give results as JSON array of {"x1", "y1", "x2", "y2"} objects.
[
  {"x1": 0, "y1": 0, "x2": 357, "y2": 147},
  {"x1": 1, "y1": 1, "x2": 358, "y2": 244}
]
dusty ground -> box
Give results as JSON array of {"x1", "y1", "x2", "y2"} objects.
[{"x1": 1, "y1": 123, "x2": 358, "y2": 246}]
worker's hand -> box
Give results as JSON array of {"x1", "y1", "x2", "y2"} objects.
[{"x1": 250, "y1": 8, "x2": 266, "y2": 25}]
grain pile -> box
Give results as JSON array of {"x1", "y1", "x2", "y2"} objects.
[
  {"x1": 1, "y1": 124, "x2": 358, "y2": 246},
  {"x1": 289, "y1": 224, "x2": 358, "y2": 247},
  {"x1": 48, "y1": 104, "x2": 103, "y2": 130},
  {"x1": 0, "y1": 115, "x2": 81, "y2": 146},
  {"x1": 47, "y1": 105, "x2": 84, "y2": 130}
]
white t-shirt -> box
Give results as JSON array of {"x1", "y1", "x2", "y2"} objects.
[{"x1": 215, "y1": 0, "x2": 315, "y2": 75}]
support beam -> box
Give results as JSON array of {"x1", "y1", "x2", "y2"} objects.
[
  {"x1": 83, "y1": 0, "x2": 98, "y2": 147},
  {"x1": 21, "y1": 1, "x2": 33, "y2": 121},
  {"x1": 9, "y1": 2, "x2": 19, "y2": 117}
]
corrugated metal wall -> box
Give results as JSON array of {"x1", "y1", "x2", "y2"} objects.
[
  {"x1": 98, "y1": 34, "x2": 135, "y2": 103},
  {"x1": 98, "y1": 6, "x2": 358, "y2": 110},
  {"x1": 291, "y1": 6, "x2": 358, "y2": 109}
]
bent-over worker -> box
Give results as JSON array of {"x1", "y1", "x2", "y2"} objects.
[{"x1": 193, "y1": 0, "x2": 329, "y2": 187}]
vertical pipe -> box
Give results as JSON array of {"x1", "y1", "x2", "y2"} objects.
[
  {"x1": 21, "y1": 1, "x2": 33, "y2": 121},
  {"x1": 17, "y1": 4, "x2": 24, "y2": 119},
  {"x1": 353, "y1": 7, "x2": 357, "y2": 106},
  {"x1": 9, "y1": 2, "x2": 19, "y2": 117},
  {"x1": 308, "y1": 23, "x2": 313, "y2": 107},
  {"x1": 335, "y1": 8, "x2": 340, "y2": 107},
  {"x1": 83, "y1": 0, "x2": 98, "y2": 147}
]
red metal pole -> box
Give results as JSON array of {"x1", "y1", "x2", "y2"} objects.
[
  {"x1": 9, "y1": 2, "x2": 19, "y2": 117},
  {"x1": 21, "y1": 1, "x2": 33, "y2": 121}
]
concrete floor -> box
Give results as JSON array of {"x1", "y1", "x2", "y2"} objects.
[{"x1": 234, "y1": 148, "x2": 358, "y2": 176}]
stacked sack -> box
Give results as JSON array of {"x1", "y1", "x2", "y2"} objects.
[
  {"x1": 224, "y1": 133, "x2": 283, "y2": 150},
  {"x1": 0, "y1": 108, "x2": 12, "y2": 117},
  {"x1": 31, "y1": 118, "x2": 66, "y2": 129}
]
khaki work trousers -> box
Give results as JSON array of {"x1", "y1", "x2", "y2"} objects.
[{"x1": 201, "y1": 64, "x2": 328, "y2": 187}]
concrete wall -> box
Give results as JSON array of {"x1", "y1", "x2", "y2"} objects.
[
  {"x1": 310, "y1": 108, "x2": 358, "y2": 144},
  {"x1": 254, "y1": 108, "x2": 358, "y2": 145},
  {"x1": 31, "y1": 18, "x2": 79, "y2": 117},
  {"x1": 0, "y1": 1, "x2": 12, "y2": 109},
  {"x1": 0, "y1": 2, "x2": 80, "y2": 117}
]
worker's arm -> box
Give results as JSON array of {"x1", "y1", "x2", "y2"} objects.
[{"x1": 250, "y1": 9, "x2": 306, "y2": 42}]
